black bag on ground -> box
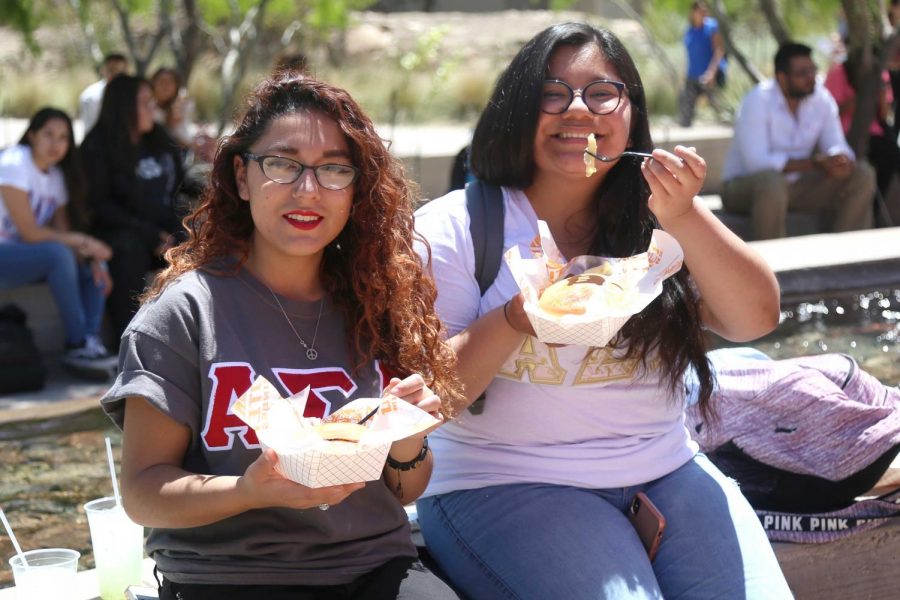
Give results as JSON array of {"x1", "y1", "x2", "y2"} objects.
[
  {"x1": 708, "y1": 441, "x2": 900, "y2": 513},
  {"x1": 0, "y1": 303, "x2": 47, "y2": 393}
]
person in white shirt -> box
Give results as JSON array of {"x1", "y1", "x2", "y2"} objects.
[
  {"x1": 414, "y1": 22, "x2": 791, "y2": 600},
  {"x1": 0, "y1": 108, "x2": 116, "y2": 377},
  {"x1": 78, "y1": 53, "x2": 129, "y2": 134},
  {"x1": 721, "y1": 42, "x2": 875, "y2": 240}
]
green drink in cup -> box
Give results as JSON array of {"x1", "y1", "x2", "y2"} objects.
[{"x1": 83, "y1": 497, "x2": 144, "y2": 600}]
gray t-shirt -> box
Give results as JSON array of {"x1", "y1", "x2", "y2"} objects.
[{"x1": 101, "y1": 267, "x2": 415, "y2": 586}]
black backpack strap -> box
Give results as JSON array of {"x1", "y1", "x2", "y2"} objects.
[
  {"x1": 464, "y1": 180, "x2": 505, "y2": 414},
  {"x1": 465, "y1": 180, "x2": 505, "y2": 297}
]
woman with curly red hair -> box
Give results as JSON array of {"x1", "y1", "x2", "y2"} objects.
[{"x1": 100, "y1": 73, "x2": 463, "y2": 599}]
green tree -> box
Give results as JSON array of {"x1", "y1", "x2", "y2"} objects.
[{"x1": 2, "y1": 0, "x2": 375, "y2": 128}]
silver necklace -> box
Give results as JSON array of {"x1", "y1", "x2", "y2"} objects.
[{"x1": 265, "y1": 285, "x2": 324, "y2": 361}]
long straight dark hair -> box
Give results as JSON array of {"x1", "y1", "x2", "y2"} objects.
[
  {"x1": 471, "y1": 22, "x2": 714, "y2": 417},
  {"x1": 89, "y1": 74, "x2": 174, "y2": 172},
  {"x1": 19, "y1": 107, "x2": 89, "y2": 231}
]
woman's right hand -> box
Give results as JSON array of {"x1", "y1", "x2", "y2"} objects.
[{"x1": 238, "y1": 448, "x2": 366, "y2": 511}]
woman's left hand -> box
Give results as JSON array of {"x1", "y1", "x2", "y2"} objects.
[
  {"x1": 91, "y1": 260, "x2": 113, "y2": 297},
  {"x1": 384, "y1": 374, "x2": 444, "y2": 437},
  {"x1": 642, "y1": 145, "x2": 706, "y2": 227}
]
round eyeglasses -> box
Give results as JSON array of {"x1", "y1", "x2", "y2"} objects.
[
  {"x1": 244, "y1": 153, "x2": 359, "y2": 190},
  {"x1": 540, "y1": 79, "x2": 627, "y2": 115}
]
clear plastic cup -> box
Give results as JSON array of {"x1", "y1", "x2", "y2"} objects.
[
  {"x1": 9, "y1": 548, "x2": 80, "y2": 600},
  {"x1": 83, "y1": 497, "x2": 144, "y2": 600}
]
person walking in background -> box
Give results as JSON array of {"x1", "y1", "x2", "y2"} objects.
[
  {"x1": 150, "y1": 67, "x2": 196, "y2": 151},
  {"x1": 81, "y1": 74, "x2": 185, "y2": 345},
  {"x1": 678, "y1": 0, "x2": 728, "y2": 127},
  {"x1": 824, "y1": 44, "x2": 900, "y2": 201},
  {"x1": 0, "y1": 108, "x2": 116, "y2": 377},
  {"x1": 721, "y1": 42, "x2": 875, "y2": 240},
  {"x1": 101, "y1": 72, "x2": 462, "y2": 599},
  {"x1": 414, "y1": 21, "x2": 791, "y2": 600},
  {"x1": 78, "y1": 53, "x2": 129, "y2": 134}
]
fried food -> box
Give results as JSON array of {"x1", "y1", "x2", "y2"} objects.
[
  {"x1": 584, "y1": 133, "x2": 597, "y2": 177},
  {"x1": 538, "y1": 272, "x2": 607, "y2": 316}
]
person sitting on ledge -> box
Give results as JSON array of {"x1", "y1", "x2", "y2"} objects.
[
  {"x1": 721, "y1": 41, "x2": 875, "y2": 240},
  {"x1": 0, "y1": 108, "x2": 117, "y2": 377}
]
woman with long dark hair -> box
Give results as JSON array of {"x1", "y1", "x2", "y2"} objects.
[
  {"x1": 100, "y1": 72, "x2": 463, "y2": 599},
  {"x1": 0, "y1": 107, "x2": 115, "y2": 376},
  {"x1": 414, "y1": 22, "x2": 790, "y2": 599},
  {"x1": 81, "y1": 74, "x2": 185, "y2": 344}
]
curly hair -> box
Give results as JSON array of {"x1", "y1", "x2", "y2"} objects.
[
  {"x1": 471, "y1": 22, "x2": 714, "y2": 421},
  {"x1": 146, "y1": 73, "x2": 464, "y2": 416}
]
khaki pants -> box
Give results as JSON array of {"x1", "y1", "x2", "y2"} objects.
[{"x1": 721, "y1": 162, "x2": 876, "y2": 240}]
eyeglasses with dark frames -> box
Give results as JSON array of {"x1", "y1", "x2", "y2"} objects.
[
  {"x1": 243, "y1": 153, "x2": 359, "y2": 190},
  {"x1": 540, "y1": 79, "x2": 627, "y2": 115}
]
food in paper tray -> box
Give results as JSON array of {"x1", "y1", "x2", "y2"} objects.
[
  {"x1": 232, "y1": 376, "x2": 439, "y2": 487},
  {"x1": 504, "y1": 221, "x2": 684, "y2": 346},
  {"x1": 584, "y1": 133, "x2": 597, "y2": 177}
]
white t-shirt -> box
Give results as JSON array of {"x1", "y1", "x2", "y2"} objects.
[
  {"x1": 414, "y1": 187, "x2": 697, "y2": 496},
  {"x1": 0, "y1": 144, "x2": 68, "y2": 243},
  {"x1": 79, "y1": 79, "x2": 106, "y2": 134}
]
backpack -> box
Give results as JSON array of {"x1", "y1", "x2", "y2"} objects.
[
  {"x1": 687, "y1": 348, "x2": 900, "y2": 540},
  {"x1": 0, "y1": 303, "x2": 47, "y2": 393},
  {"x1": 464, "y1": 180, "x2": 505, "y2": 414}
]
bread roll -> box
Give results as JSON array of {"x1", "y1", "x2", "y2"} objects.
[
  {"x1": 538, "y1": 272, "x2": 607, "y2": 316},
  {"x1": 314, "y1": 422, "x2": 368, "y2": 443}
]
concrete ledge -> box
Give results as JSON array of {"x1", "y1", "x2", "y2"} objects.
[{"x1": 750, "y1": 227, "x2": 900, "y2": 295}]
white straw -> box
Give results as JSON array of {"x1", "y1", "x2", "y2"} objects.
[
  {"x1": 0, "y1": 507, "x2": 28, "y2": 567},
  {"x1": 105, "y1": 437, "x2": 122, "y2": 507}
]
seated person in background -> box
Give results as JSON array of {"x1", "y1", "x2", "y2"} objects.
[
  {"x1": 824, "y1": 48, "x2": 900, "y2": 200},
  {"x1": 0, "y1": 108, "x2": 116, "y2": 376},
  {"x1": 101, "y1": 72, "x2": 461, "y2": 599},
  {"x1": 79, "y1": 53, "x2": 129, "y2": 134},
  {"x1": 150, "y1": 66, "x2": 196, "y2": 150},
  {"x1": 721, "y1": 42, "x2": 875, "y2": 240},
  {"x1": 81, "y1": 75, "x2": 185, "y2": 345}
]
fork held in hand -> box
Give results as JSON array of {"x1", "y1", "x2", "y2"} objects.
[{"x1": 584, "y1": 148, "x2": 654, "y2": 163}]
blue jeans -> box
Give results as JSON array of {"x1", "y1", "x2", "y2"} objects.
[
  {"x1": 0, "y1": 241, "x2": 105, "y2": 346},
  {"x1": 417, "y1": 454, "x2": 792, "y2": 600}
]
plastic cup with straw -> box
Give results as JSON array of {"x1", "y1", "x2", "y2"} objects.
[
  {"x1": 84, "y1": 437, "x2": 144, "y2": 599},
  {"x1": 3, "y1": 505, "x2": 81, "y2": 599},
  {"x1": 105, "y1": 436, "x2": 122, "y2": 507}
]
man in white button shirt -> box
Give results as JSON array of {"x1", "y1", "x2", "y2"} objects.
[
  {"x1": 78, "y1": 53, "x2": 129, "y2": 135},
  {"x1": 721, "y1": 42, "x2": 875, "y2": 240}
]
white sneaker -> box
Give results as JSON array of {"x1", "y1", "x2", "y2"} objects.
[{"x1": 61, "y1": 337, "x2": 118, "y2": 373}]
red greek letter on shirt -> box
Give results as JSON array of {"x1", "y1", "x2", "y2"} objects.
[
  {"x1": 273, "y1": 367, "x2": 357, "y2": 418},
  {"x1": 202, "y1": 362, "x2": 259, "y2": 450}
]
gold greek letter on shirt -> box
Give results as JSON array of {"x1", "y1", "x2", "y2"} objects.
[
  {"x1": 498, "y1": 336, "x2": 566, "y2": 385},
  {"x1": 572, "y1": 346, "x2": 638, "y2": 385}
]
